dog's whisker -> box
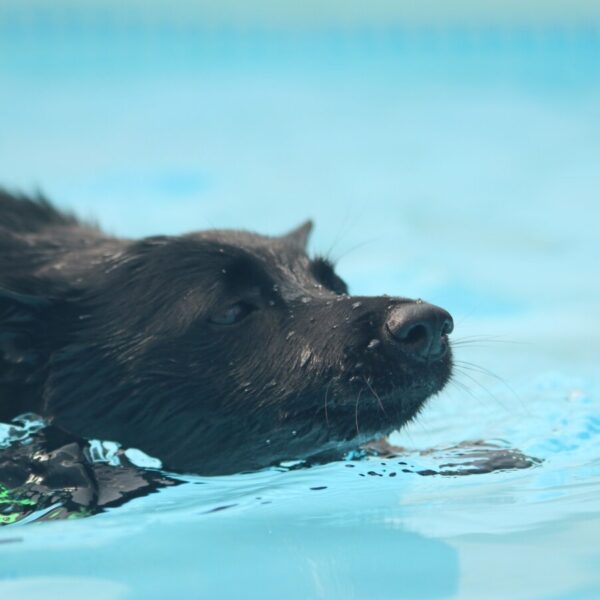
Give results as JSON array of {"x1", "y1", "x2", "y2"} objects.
[
  {"x1": 452, "y1": 367, "x2": 510, "y2": 413},
  {"x1": 323, "y1": 206, "x2": 355, "y2": 260},
  {"x1": 331, "y1": 238, "x2": 378, "y2": 264},
  {"x1": 454, "y1": 360, "x2": 526, "y2": 413},
  {"x1": 448, "y1": 377, "x2": 486, "y2": 408},
  {"x1": 354, "y1": 388, "x2": 363, "y2": 436},
  {"x1": 451, "y1": 335, "x2": 521, "y2": 347},
  {"x1": 363, "y1": 376, "x2": 387, "y2": 418},
  {"x1": 323, "y1": 379, "x2": 332, "y2": 427}
]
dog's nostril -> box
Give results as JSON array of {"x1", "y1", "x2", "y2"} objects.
[
  {"x1": 400, "y1": 323, "x2": 430, "y2": 346},
  {"x1": 441, "y1": 318, "x2": 454, "y2": 336},
  {"x1": 386, "y1": 302, "x2": 453, "y2": 361}
]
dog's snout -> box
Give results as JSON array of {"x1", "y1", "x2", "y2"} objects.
[{"x1": 385, "y1": 302, "x2": 453, "y2": 361}]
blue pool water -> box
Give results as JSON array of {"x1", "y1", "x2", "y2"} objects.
[{"x1": 1, "y1": 9, "x2": 600, "y2": 599}]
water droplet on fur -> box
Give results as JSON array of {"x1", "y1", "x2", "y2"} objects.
[
  {"x1": 266, "y1": 439, "x2": 271, "y2": 445},
  {"x1": 221, "y1": 268, "x2": 227, "y2": 274},
  {"x1": 332, "y1": 324, "x2": 337, "y2": 329},
  {"x1": 352, "y1": 301, "x2": 362, "y2": 310},
  {"x1": 219, "y1": 248, "x2": 225, "y2": 253},
  {"x1": 301, "y1": 296, "x2": 311, "y2": 304},
  {"x1": 300, "y1": 348, "x2": 312, "y2": 367},
  {"x1": 292, "y1": 430, "x2": 297, "y2": 436},
  {"x1": 286, "y1": 331, "x2": 296, "y2": 340},
  {"x1": 266, "y1": 380, "x2": 277, "y2": 388},
  {"x1": 367, "y1": 339, "x2": 381, "y2": 350},
  {"x1": 272, "y1": 284, "x2": 279, "y2": 292}
]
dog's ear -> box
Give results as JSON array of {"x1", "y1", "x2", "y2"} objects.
[
  {"x1": 0, "y1": 287, "x2": 53, "y2": 375},
  {"x1": 281, "y1": 220, "x2": 313, "y2": 251}
]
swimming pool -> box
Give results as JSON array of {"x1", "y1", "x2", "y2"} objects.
[{"x1": 1, "y1": 7, "x2": 600, "y2": 599}]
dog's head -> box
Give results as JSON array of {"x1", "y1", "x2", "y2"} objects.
[{"x1": 33, "y1": 222, "x2": 454, "y2": 474}]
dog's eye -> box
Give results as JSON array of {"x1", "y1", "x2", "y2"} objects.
[
  {"x1": 209, "y1": 302, "x2": 256, "y2": 325},
  {"x1": 310, "y1": 257, "x2": 348, "y2": 295}
]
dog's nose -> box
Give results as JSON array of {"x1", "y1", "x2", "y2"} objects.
[{"x1": 386, "y1": 302, "x2": 453, "y2": 361}]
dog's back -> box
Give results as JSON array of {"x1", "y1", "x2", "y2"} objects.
[
  {"x1": 0, "y1": 189, "x2": 78, "y2": 234},
  {"x1": 0, "y1": 190, "x2": 112, "y2": 290},
  {"x1": 0, "y1": 191, "x2": 108, "y2": 420}
]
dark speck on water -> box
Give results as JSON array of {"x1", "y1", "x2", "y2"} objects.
[{"x1": 200, "y1": 503, "x2": 238, "y2": 514}]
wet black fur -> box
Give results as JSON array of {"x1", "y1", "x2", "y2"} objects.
[{"x1": 0, "y1": 189, "x2": 452, "y2": 475}]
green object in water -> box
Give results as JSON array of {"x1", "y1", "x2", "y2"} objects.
[
  {"x1": 0, "y1": 512, "x2": 20, "y2": 525},
  {"x1": 0, "y1": 483, "x2": 36, "y2": 507}
]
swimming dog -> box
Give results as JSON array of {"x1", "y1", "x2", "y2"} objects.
[{"x1": 0, "y1": 189, "x2": 453, "y2": 475}]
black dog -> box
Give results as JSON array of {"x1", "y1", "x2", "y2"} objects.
[{"x1": 0, "y1": 189, "x2": 453, "y2": 476}]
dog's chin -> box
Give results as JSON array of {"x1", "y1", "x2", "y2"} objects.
[
  {"x1": 357, "y1": 367, "x2": 452, "y2": 435},
  {"x1": 314, "y1": 386, "x2": 433, "y2": 446}
]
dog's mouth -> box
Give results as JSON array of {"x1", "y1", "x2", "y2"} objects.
[{"x1": 341, "y1": 334, "x2": 453, "y2": 399}]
